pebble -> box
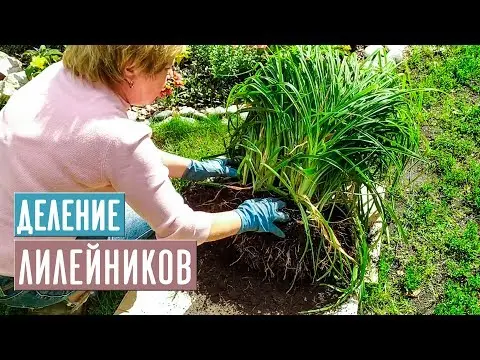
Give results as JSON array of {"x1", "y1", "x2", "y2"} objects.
[
  {"x1": 126, "y1": 110, "x2": 138, "y2": 121},
  {"x1": 153, "y1": 110, "x2": 173, "y2": 120},
  {"x1": 387, "y1": 49, "x2": 404, "y2": 63},
  {"x1": 214, "y1": 106, "x2": 226, "y2": 115},
  {"x1": 385, "y1": 45, "x2": 407, "y2": 52},
  {"x1": 179, "y1": 106, "x2": 196, "y2": 116},
  {"x1": 364, "y1": 45, "x2": 385, "y2": 57},
  {"x1": 227, "y1": 105, "x2": 238, "y2": 114}
]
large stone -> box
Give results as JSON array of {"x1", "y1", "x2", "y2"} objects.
[
  {"x1": 205, "y1": 106, "x2": 226, "y2": 116},
  {"x1": 0, "y1": 71, "x2": 28, "y2": 97},
  {"x1": 179, "y1": 106, "x2": 196, "y2": 116},
  {"x1": 386, "y1": 46, "x2": 408, "y2": 63},
  {"x1": 387, "y1": 49, "x2": 405, "y2": 63},
  {"x1": 227, "y1": 105, "x2": 238, "y2": 114},
  {"x1": 127, "y1": 110, "x2": 138, "y2": 121},
  {"x1": 364, "y1": 45, "x2": 385, "y2": 57},
  {"x1": 0, "y1": 51, "x2": 23, "y2": 78},
  {"x1": 385, "y1": 45, "x2": 407, "y2": 52},
  {"x1": 214, "y1": 106, "x2": 226, "y2": 115},
  {"x1": 152, "y1": 110, "x2": 173, "y2": 120}
]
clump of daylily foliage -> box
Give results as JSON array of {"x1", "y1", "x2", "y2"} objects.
[{"x1": 224, "y1": 45, "x2": 424, "y2": 303}]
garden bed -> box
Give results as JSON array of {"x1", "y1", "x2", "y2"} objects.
[{"x1": 180, "y1": 181, "x2": 359, "y2": 315}]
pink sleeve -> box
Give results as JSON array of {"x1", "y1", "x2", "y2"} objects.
[{"x1": 102, "y1": 122, "x2": 212, "y2": 244}]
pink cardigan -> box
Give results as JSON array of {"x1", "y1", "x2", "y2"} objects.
[{"x1": 0, "y1": 61, "x2": 212, "y2": 277}]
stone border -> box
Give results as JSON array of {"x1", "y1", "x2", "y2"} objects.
[{"x1": 0, "y1": 51, "x2": 28, "y2": 101}]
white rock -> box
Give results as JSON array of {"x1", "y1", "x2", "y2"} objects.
[
  {"x1": 153, "y1": 110, "x2": 172, "y2": 120},
  {"x1": 179, "y1": 106, "x2": 196, "y2": 116},
  {"x1": 213, "y1": 106, "x2": 226, "y2": 115},
  {"x1": 385, "y1": 45, "x2": 407, "y2": 52},
  {"x1": 327, "y1": 296, "x2": 359, "y2": 315},
  {"x1": 0, "y1": 52, "x2": 23, "y2": 77},
  {"x1": 11, "y1": 71, "x2": 27, "y2": 86},
  {"x1": 192, "y1": 110, "x2": 208, "y2": 120},
  {"x1": 364, "y1": 45, "x2": 385, "y2": 57},
  {"x1": 387, "y1": 49, "x2": 405, "y2": 63},
  {"x1": 227, "y1": 105, "x2": 238, "y2": 114},
  {"x1": 127, "y1": 110, "x2": 138, "y2": 120},
  {"x1": 0, "y1": 71, "x2": 28, "y2": 96},
  {"x1": 118, "y1": 291, "x2": 192, "y2": 315},
  {"x1": 205, "y1": 106, "x2": 226, "y2": 116}
]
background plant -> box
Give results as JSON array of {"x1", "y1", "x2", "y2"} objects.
[
  {"x1": 225, "y1": 45, "x2": 424, "y2": 305},
  {"x1": 0, "y1": 45, "x2": 65, "y2": 60},
  {"x1": 157, "y1": 45, "x2": 268, "y2": 109},
  {"x1": 22, "y1": 45, "x2": 63, "y2": 80}
]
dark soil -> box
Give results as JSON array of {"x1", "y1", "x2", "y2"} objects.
[{"x1": 182, "y1": 181, "x2": 356, "y2": 315}]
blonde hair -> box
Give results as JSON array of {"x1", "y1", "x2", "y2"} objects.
[{"x1": 62, "y1": 45, "x2": 186, "y2": 87}]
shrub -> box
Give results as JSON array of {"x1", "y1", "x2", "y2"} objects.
[
  {"x1": 158, "y1": 45, "x2": 268, "y2": 109},
  {"x1": 23, "y1": 45, "x2": 63, "y2": 80}
]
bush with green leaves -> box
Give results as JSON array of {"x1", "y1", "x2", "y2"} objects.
[
  {"x1": 159, "y1": 45, "x2": 268, "y2": 109},
  {"x1": 224, "y1": 45, "x2": 425, "y2": 305},
  {"x1": 0, "y1": 45, "x2": 65, "y2": 63},
  {"x1": 22, "y1": 45, "x2": 63, "y2": 80},
  {"x1": 195, "y1": 45, "x2": 266, "y2": 78}
]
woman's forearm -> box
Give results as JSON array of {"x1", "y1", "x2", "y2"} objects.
[
  {"x1": 204, "y1": 211, "x2": 242, "y2": 242},
  {"x1": 158, "y1": 150, "x2": 191, "y2": 178},
  {"x1": 157, "y1": 150, "x2": 242, "y2": 241}
]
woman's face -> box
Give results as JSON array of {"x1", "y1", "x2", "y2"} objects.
[{"x1": 120, "y1": 60, "x2": 174, "y2": 106}]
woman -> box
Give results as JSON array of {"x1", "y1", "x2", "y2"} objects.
[{"x1": 0, "y1": 45, "x2": 289, "y2": 313}]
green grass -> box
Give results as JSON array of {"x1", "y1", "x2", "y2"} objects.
[
  {"x1": 151, "y1": 114, "x2": 229, "y2": 192},
  {"x1": 0, "y1": 113, "x2": 229, "y2": 316},
  {"x1": 361, "y1": 45, "x2": 480, "y2": 315}
]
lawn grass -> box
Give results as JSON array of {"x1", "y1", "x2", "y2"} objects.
[{"x1": 360, "y1": 45, "x2": 480, "y2": 315}]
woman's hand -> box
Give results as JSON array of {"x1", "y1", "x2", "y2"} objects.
[
  {"x1": 234, "y1": 198, "x2": 290, "y2": 238},
  {"x1": 205, "y1": 197, "x2": 290, "y2": 242},
  {"x1": 182, "y1": 158, "x2": 238, "y2": 181}
]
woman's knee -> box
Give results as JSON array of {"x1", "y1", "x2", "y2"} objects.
[{"x1": 0, "y1": 275, "x2": 74, "y2": 309}]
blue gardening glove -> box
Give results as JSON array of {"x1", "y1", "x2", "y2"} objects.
[
  {"x1": 182, "y1": 158, "x2": 238, "y2": 181},
  {"x1": 234, "y1": 198, "x2": 290, "y2": 238}
]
